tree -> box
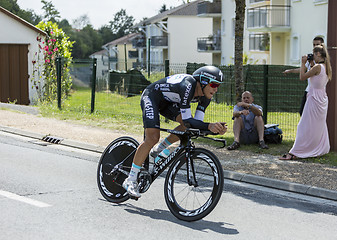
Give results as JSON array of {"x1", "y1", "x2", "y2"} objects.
[
  {"x1": 70, "y1": 24, "x2": 103, "y2": 59},
  {"x1": 0, "y1": 0, "x2": 41, "y2": 25},
  {"x1": 41, "y1": 0, "x2": 60, "y2": 22},
  {"x1": 58, "y1": 19, "x2": 72, "y2": 33},
  {"x1": 98, "y1": 25, "x2": 114, "y2": 45},
  {"x1": 159, "y1": 4, "x2": 168, "y2": 13},
  {"x1": 19, "y1": 9, "x2": 42, "y2": 25},
  {"x1": 109, "y1": 9, "x2": 135, "y2": 38},
  {"x1": 72, "y1": 14, "x2": 91, "y2": 30},
  {"x1": 0, "y1": 0, "x2": 20, "y2": 14},
  {"x1": 234, "y1": 0, "x2": 246, "y2": 102}
]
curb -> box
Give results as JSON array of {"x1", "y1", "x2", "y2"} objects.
[
  {"x1": 0, "y1": 125, "x2": 105, "y2": 153},
  {"x1": 223, "y1": 170, "x2": 337, "y2": 201},
  {"x1": 1, "y1": 125, "x2": 337, "y2": 202}
]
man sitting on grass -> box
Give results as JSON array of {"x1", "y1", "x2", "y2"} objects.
[{"x1": 227, "y1": 91, "x2": 268, "y2": 150}]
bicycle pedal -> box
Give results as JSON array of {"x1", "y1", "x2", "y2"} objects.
[{"x1": 129, "y1": 196, "x2": 139, "y2": 201}]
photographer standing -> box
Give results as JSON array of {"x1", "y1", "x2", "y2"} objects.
[
  {"x1": 280, "y1": 44, "x2": 331, "y2": 160},
  {"x1": 283, "y1": 37, "x2": 324, "y2": 116}
]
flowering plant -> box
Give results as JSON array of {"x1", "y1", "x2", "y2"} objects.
[{"x1": 32, "y1": 21, "x2": 74, "y2": 102}]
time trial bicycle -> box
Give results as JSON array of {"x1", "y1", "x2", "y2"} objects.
[{"x1": 97, "y1": 128, "x2": 226, "y2": 222}]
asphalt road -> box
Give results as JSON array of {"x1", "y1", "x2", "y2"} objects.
[{"x1": 1, "y1": 132, "x2": 337, "y2": 240}]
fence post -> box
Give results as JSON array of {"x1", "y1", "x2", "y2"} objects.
[
  {"x1": 164, "y1": 59, "x2": 170, "y2": 123},
  {"x1": 124, "y1": 43, "x2": 127, "y2": 71},
  {"x1": 263, "y1": 64, "x2": 269, "y2": 124},
  {"x1": 91, "y1": 58, "x2": 97, "y2": 113},
  {"x1": 56, "y1": 57, "x2": 62, "y2": 110},
  {"x1": 147, "y1": 38, "x2": 151, "y2": 78}
]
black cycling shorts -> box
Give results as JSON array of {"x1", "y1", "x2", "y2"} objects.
[{"x1": 140, "y1": 89, "x2": 180, "y2": 129}]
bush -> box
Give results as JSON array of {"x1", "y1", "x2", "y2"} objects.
[{"x1": 31, "y1": 21, "x2": 74, "y2": 102}]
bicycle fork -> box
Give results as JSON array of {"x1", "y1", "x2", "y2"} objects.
[{"x1": 185, "y1": 146, "x2": 198, "y2": 187}]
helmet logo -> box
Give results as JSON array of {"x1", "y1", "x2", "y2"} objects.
[
  {"x1": 202, "y1": 71, "x2": 216, "y2": 80},
  {"x1": 219, "y1": 70, "x2": 223, "y2": 81}
]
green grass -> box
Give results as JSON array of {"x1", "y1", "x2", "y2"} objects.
[{"x1": 38, "y1": 87, "x2": 337, "y2": 166}]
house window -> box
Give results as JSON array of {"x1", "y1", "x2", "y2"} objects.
[
  {"x1": 247, "y1": 8, "x2": 267, "y2": 28},
  {"x1": 249, "y1": 33, "x2": 270, "y2": 51},
  {"x1": 291, "y1": 36, "x2": 300, "y2": 61}
]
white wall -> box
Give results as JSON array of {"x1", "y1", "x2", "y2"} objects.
[
  {"x1": 288, "y1": 0, "x2": 328, "y2": 65},
  {"x1": 221, "y1": 0, "x2": 236, "y2": 65},
  {"x1": 168, "y1": 16, "x2": 213, "y2": 64},
  {"x1": 0, "y1": 12, "x2": 46, "y2": 104},
  {"x1": 270, "y1": 32, "x2": 285, "y2": 65},
  {"x1": 220, "y1": 0, "x2": 328, "y2": 66}
]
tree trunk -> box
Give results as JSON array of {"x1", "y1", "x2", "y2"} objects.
[{"x1": 234, "y1": 0, "x2": 246, "y2": 102}]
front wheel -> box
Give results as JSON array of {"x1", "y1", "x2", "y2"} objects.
[{"x1": 164, "y1": 148, "x2": 224, "y2": 222}]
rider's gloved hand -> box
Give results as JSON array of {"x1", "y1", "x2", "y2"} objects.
[{"x1": 208, "y1": 122, "x2": 227, "y2": 135}]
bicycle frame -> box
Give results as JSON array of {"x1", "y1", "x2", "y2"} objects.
[
  {"x1": 150, "y1": 128, "x2": 201, "y2": 183},
  {"x1": 109, "y1": 127, "x2": 224, "y2": 192},
  {"x1": 109, "y1": 128, "x2": 198, "y2": 187}
]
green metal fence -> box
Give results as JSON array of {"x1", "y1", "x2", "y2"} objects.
[
  {"x1": 186, "y1": 62, "x2": 303, "y2": 141},
  {"x1": 62, "y1": 59, "x2": 305, "y2": 141}
]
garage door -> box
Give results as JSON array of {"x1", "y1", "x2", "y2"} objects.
[{"x1": 0, "y1": 44, "x2": 29, "y2": 105}]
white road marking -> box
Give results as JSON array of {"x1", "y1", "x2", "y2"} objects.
[{"x1": 0, "y1": 190, "x2": 51, "y2": 208}]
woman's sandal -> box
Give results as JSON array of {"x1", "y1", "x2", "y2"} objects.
[{"x1": 279, "y1": 153, "x2": 297, "y2": 160}]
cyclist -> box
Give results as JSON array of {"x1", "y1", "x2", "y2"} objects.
[{"x1": 123, "y1": 66, "x2": 227, "y2": 198}]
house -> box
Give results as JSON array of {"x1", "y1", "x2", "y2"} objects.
[
  {"x1": 102, "y1": 32, "x2": 141, "y2": 72},
  {"x1": 89, "y1": 49, "x2": 109, "y2": 79},
  {"x1": 196, "y1": 0, "x2": 222, "y2": 65},
  {"x1": 215, "y1": 0, "x2": 328, "y2": 65},
  {"x1": 133, "y1": 0, "x2": 214, "y2": 71},
  {"x1": 0, "y1": 6, "x2": 47, "y2": 105}
]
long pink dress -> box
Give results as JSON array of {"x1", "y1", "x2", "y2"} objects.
[{"x1": 289, "y1": 64, "x2": 330, "y2": 158}]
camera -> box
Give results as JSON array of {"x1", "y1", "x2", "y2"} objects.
[{"x1": 307, "y1": 53, "x2": 314, "y2": 61}]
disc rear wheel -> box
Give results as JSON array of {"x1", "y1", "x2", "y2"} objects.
[{"x1": 97, "y1": 137, "x2": 139, "y2": 203}]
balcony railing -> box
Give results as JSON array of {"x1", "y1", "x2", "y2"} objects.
[
  {"x1": 150, "y1": 36, "x2": 168, "y2": 47},
  {"x1": 197, "y1": 1, "x2": 221, "y2": 16},
  {"x1": 109, "y1": 57, "x2": 118, "y2": 62},
  {"x1": 247, "y1": 5, "x2": 290, "y2": 29},
  {"x1": 132, "y1": 36, "x2": 168, "y2": 48},
  {"x1": 132, "y1": 37, "x2": 146, "y2": 48},
  {"x1": 197, "y1": 36, "x2": 221, "y2": 52}
]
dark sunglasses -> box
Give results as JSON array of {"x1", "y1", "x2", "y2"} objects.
[{"x1": 209, "y1": 82, "x2": 220, "y2": 88}]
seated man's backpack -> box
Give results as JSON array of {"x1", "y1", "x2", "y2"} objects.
[{"x1": 264, "y1": 124, "x2": 283, "y2": 144}]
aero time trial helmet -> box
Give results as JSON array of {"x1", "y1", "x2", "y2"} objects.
[{"x1": 192, "y1": 66, "x2": 223, "y2": 88}]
